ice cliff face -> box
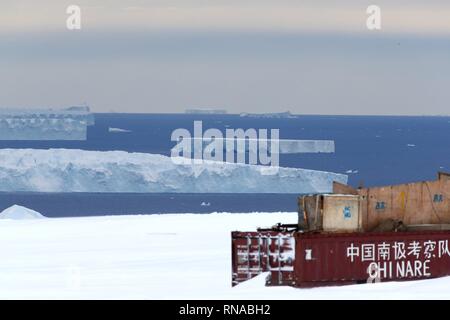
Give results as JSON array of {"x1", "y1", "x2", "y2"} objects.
[
  {"x1": 0, "y1": 106, "x2": 94, "y2": 140},
  {"x1": 0, "y1": 149, "x2": 347, "y2": 193}
]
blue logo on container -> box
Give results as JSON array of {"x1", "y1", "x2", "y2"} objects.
[
  {"x1": 343, "y1": 206, "x2": 351, "y2": 219},
  {"x1": 375, "y1": 202, "x2": 386, "y2": 210},
  {"x1": 433, "y1": 194, "x2": 443, "y2": 203}
]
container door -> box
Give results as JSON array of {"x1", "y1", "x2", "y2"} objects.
[{"x1": 231, "y1": 231, "x2": 295, "y2": 286}]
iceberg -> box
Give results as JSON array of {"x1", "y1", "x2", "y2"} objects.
[
  {"x1": 0, "y1": 205, "x2": 45, "y2": 220},
  {"x1": 0, "y1": 149, "x2": 347, "y2": 193},
  {"x1": 0, "y1": 106, "x2": 94, "y2": 140},
  {"x1": 239, "y1": 111, "x2": 298, "y2": 119},
  {"x1": 179, "y1": 138, "x2": 334, "y2": 155},
  {"x1": 279, "y1": 140, "x2": 335, "y2": 154},
  {"x1": 108, "y1": 127, "x2": 132, "y2": 133},
  {"x1": 185, "y1": 108, "x2": 227, "y2": 114}
]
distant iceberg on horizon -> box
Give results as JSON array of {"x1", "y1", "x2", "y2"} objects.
[
  {"x1": 0, "y1": 149, "x2": 347, "y2": 193},
  {"x1": 239, "y1": 111, "x2": 298, "y2": 118},
  {"x1": 185, "y1": 108, "x2": 227, "y2": 114},
  {"x1": 0, "y1": 106, "x2": 94, "y2": 141}
]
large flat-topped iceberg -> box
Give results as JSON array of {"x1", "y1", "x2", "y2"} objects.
[
  {"x1": 0, "y1": 149, "x2": 347, "y2": 193},
  {"x1": 0, "y1": 106, "x2": 94, "y2": 140}
]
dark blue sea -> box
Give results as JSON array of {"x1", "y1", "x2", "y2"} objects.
[{"x1": 0, "y1": 113, "x2": 449, "y2": 216}]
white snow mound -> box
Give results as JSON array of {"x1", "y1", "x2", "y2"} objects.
[{"x1": 0, "y1": 205, "x2": 45, "y2": 220}]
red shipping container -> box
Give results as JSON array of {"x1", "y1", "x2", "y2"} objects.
[
  {"x1": 232, "y1": 230, "x2": 450, "y2": 287},
  {"x1": 294, "y1": 231, "x2": 450, "y2": 287}
]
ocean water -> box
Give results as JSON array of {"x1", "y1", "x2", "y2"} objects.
[
  {"x1": 0, "y1": 114, "x2": 449, "y2": 216},
  {"x1": 0, "y1": 192, "x2": 298, "y2": 216}
]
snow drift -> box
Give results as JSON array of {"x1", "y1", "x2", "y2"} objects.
[
  {"x1": 0, "y1": 205, "x2": 45, "y2": 220},
  {"x1": 0, "y1": 149, "x2": 347, "y2": 193}
]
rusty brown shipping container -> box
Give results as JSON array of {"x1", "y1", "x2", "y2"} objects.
[
  {"x1": 232, "y1": 230, "x2": 450, "y2": 287},
  {"x1": 334, "y1": 172, "x2": 450, "y2": 231}
]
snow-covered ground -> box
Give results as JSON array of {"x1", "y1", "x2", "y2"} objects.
[{"x1": 0, "y1": 211, "x2": 449, "y2": 299}]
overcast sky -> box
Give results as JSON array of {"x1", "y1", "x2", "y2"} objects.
[{"x1": 1, "y1": 1, "x2": 450, "y2": 114}]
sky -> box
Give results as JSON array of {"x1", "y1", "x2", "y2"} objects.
[{"x1": 1, "y1": 0, "x2": 450, "y2": 115}]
